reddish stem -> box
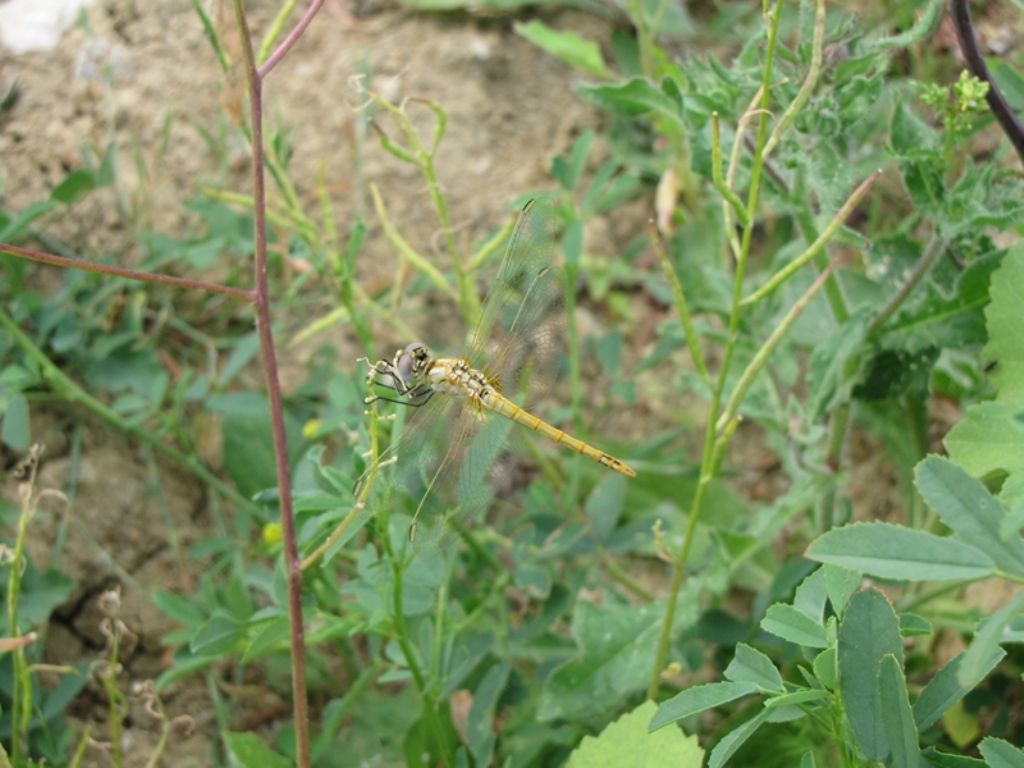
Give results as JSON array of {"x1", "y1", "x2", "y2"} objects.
[
  {"x1": 258, "y1": 0, "x2": 328, "y2": 79},
  {"x1": 233, "y1": 2, "x2": 316, "y2": 766},
  {"x1": 0, "y1": 243, "x2": 254, "y2": 301}
]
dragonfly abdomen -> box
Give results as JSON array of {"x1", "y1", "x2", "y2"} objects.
[{"x1": 482, "y1": 390, "x2": 637, "y2": 478}]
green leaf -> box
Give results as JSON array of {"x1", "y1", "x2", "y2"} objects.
[
  {"x1": 152, "y1": 589, "x2": 207, "y2": 628},
  {"x1": 241, "y1": 615, "x2": 291, "y2": 663},
  {"x1": 898, "y1": 612, "x2": 932, "y2": 637},
  {"x1": 946, "y1": 246, "x2": 1024, "y2": 506},
  {"x1": 537, "y1": 599, "x2": 665, "y2": 722},
  {"x1": 978, "y1": 738, "x2": 1024, "y2": 768},
  {"x1": 890, "y1": 100, "x2": 937, "y2": 156},
  {"x1": 813, "y1": 647, "x2": 837, "y2": 691},
  {"x1": 223, "y1": 731, "x2": 292, "y2": 768},
  {"x1": 567, "y1": 700, "x2": 703, "y2": 768},
  {"x1": 878, "y1": 654, "x2": 920, "y2": 768},
  {"x1": 760, "y1": 604, "x2": 828, "y2": 649},
  {"x1": 19, "y1": 565, "x2": 74, "y2": 626},
  {"x1": 823, "y1": 565, "x2": 861, "y2": 617},
  {"x1": 576, "y1": 78, "x2": 685, "y2": 130},
  {"x1": 806, "y1": 522, "x2": 995, "y2": 581},
  {"x1": 707, "y1": 708, "x2": 772, "y2": 768},
  {"x1": 913, "y1": 648, "x2": 1005, "y2": 730},
  {"x1": 0, "y1": 199, "x2": 58, "y2": 240},
  {"x1": 958, "y1": 589, "x2": 1024, "y2": 687},
  {"x1": 915, "y1": 455, "x2": 1024, "y2": 573},
  {"x1": 191, "y1": 614, "x2": 246, "y2": 656},
  {"x1": 838, "y1": 588, "x2": 903, "y2": 762},
  {"x1": 515, "y1": 22, "x2": 611, "y2": 78},
  {"x1": 762, "y1": 689, "x2": 830, "y2": 710},
  {"x1": 723, "y1": 644, "x2": 784, "y2": 693},
  {"x1": 649, "y1": 681, "x2": 758, "y2": 731},
  {"x1": 209, "y1": 392, "x2": 286, "y2": 497},
  {"x1": 1, "y1": 391, "x2": 30, "y2": 450},
  {"x1": 50, "y1": 169, "x2": 100, "y2": 205},
  {"x1": 921, "y1": 747, "x2": 987, "y2": 767}
]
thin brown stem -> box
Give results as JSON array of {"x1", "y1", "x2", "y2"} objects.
[
  {"x1": 231, "y1": 2, "x2": 311, "y2": 765},
  {"x1": 0, "y1": 243, "x2": 253, "y2": 301},
  {"x1": 258, "y1": 0, "x2": 327, "y2": 79}
]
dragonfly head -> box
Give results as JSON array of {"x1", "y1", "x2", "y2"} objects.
[{"x1": 397, "y1": 342, "x2": 431, "y2": 385}]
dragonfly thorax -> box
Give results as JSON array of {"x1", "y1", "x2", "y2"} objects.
[{"x1": 426, "y1": 358, "x2": 496, "y2": 403}]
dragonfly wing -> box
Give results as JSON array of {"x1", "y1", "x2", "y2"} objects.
[{"x1": 468, "y1": 199, "x2": 567, "y2": 405}]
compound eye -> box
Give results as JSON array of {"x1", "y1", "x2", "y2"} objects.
[{"x1": 397, "y1": 342, "x2": 426, "y2": 383}]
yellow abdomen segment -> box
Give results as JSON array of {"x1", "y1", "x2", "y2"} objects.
[{"x1": 483, "y1": 392, "x2": 636, "y2": 477}]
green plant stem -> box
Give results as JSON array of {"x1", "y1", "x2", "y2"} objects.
[
  {"x1": 370, "y1": 183, "x2": 459, "y2": 303},
  {"x1": 0, "y1": 309, "x2": 256, "y2": 513},
  {"x1": 742, "y1": 170, "x2": 883, "y2": 306},
  {"x1": 647, "y1": 0, "x2": 784, "y2": 700},
  {"x1": 763, "y1": 0, "x2": 825, "y2": 157},
  {"x1": 712, "y1": 113, "x2": 749, "y2": 228},
  {"x1": 100, "y1": 632, "x2": 126, "y2": 768},
  {"x1": 716, "y1": 264, "x2": 837, "y2": 433}
]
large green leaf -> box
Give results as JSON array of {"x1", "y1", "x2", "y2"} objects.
[
  {"x1": 915, "y1": 455, "x2": 1024, "y2": 574},
  {"x1": 567, "y1": 700, "x2": 703, "y2": 768},
  {"x1": 838, "y1": 589, "x2": 902, "y2": 762},
  {"x1": 913, "y1": 648, "x2": 1005, "y2": 730},
  {"x1": 946, "y1": 246, "x2": 1024, "y2": 506},
  {"x1": 537, "y1": 599, "x2": 664, "y2": 722},
  {"x1": 806, "y1": 522, "x2": 994, "y2": 581}
]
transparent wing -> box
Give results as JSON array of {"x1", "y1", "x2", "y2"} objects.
[{"x1": 468, "y1": 199, "x2": 566, "y2": 406}]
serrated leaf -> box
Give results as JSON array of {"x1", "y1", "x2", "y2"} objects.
[
  {"x1": 921, "y1": 747, "x2": 987, "y2": 767},
  {"x1": 915, "y1": 455, "x2": 1024, "y2": 573},
  {"x1": 515, "y1": 22, "x2": 611, "y2": 78},
  {"x1": 649, "y1": 681, "x2": 758, "y2": 731},
  {"x1": 537, "y1": 599, "x2": 665, "y2": 722},
  {"x1": 568, "y1": 700, "x2": 703, "y2": 768},
  {"x1": 806, "y1": 522, "x2": 995, "y2": 581},
  {"x1": 913, "y1": 647, "x2": 1005, "y2": 730},
  {"x1": 760, "y1": 604, "x2": 828, "y2": 649},
  {"x1": 878, "y1": 654, "x2": 920, "y2": 768},
  {"x1": 723, "y1": 643, "x2": 784, "y2": 693},
  {"x1": 838, "y1": 589, "x2": 903, "y2": 762},
  {"x1": 978, "y1": 737, "x2": 1024, "y2": 768}
]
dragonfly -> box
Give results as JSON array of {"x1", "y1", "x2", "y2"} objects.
[{"x1": 361, "y1": 199, "x2": 635, "y2": 527}]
